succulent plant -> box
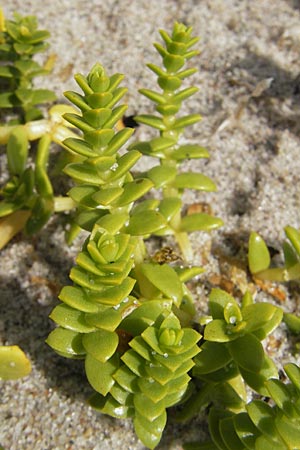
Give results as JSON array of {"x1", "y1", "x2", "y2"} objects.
[
  {"x1": 184, "y1": 363, "x2": 300, "y2": 450},
  {"x1": 89, "y1": 307, "x2": 201, "y2": 449},
  {"x1": 248, "y1": 226, "x2": 300, "y2": 282},
  {"x1": 46, "y1": 53, "x2": 205, "y2": 448},
  {"x1": 129, "y1": 22, "x2": 223, "y2": 260},
  {"x1": 0, "y1": 10, "x2": 56, "y2": 122},
  {"x1": 177, "y1": 288, "x2": 283, "y2": 423},
  {"x1": 2, "y1": 11, "x2": 299, "y2": 450},
  {"x1": 248, "y1": 226, "x2": 300, "y2": 337},
  {"x1": 0, "y1": 9, "x2": 78, "y2": 248}
]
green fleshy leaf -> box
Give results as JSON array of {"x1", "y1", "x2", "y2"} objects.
[
  {"x1": 158, "y1": 197, "x2": 182, "y2": 222},
  {"x1": 0, "y1": 345, "x2": 31, "y2": 380},
  {"x1": 138, "y1": 88, "x2": 167, "y2": 105},
  {"x1": 194, "y1": 362, "x2": 239, "y2": 384},
  {"x1": 84, "y1": 129, "x2": 114, "y2": 147},
  {"x1": 88, "y1": 392, "x2": 132, "y2": 418},
  {"x1": 7, "y1": 126, "x2": 29, "y2": 176},
  {"x1": 283, "y1": 313, "x2": 300, "y2": 334},
  {"x1": 172, "y1": 114, "x2": 201, "y2": 129},
  {"x1": 64, "y1": 162, "x2": 102, "y2": 185},
  {"x1": 145, "y1": 358, "x2": 194, "y2": 385},
  {"x1": 163, "y1": 53, "x2": 185, "y2": 72},
  {"x1": 173, "y1": 173, "x2": 216, "y2": 191},
  {"x1": 63, "y1": 91, "x2": 90, "y2": 112},
  {"x1": 0, "y1": 201, "x2": 20, "y2": 217},
  {"x1": 63, "y1": 112, "x2": 94, "y2": 132},
  {"x1": 70, "y1": 263, "x2": 132, "y2": 290},
  {"x1": 246, "y1": 400, "x2": 277, "y2": 439},
  {"x1": 223, "y1": 301, "x2": 242, "y2": 326},
  {"x1": 68, "y1": 185, "x2": 99, "y2": 208},
  {"x1": 0, "y1": 65, "x2": 16, "y2": 78},
  {"x1": 108, "y1": 150, "x2": 141, "y2": 182},
  {"x1": 239, "y1": 354, "x2": 278, "y2": 395},
  {"x1": 171, "y1": 144, "x2": 209, "y2": 160},
  {"x1": 105, "y1": 128, "x2": 134, "y2": 155},
  {"x1": 208, "y1": 408, "x2": 233, "y2": 450},
  {"x1": 134, "y1": 392, "x2": 165, "y2": 421},
  {"x1": 285, "y1": 225, "x2": 300, "y2": 256},
  {"x1": 256, "y1": 436, "x2": 284, "y2": 450},
  {"x1": 242, "y1": 303, "x2": 281, "y2": 334},
  {"x1": 275, "y1": 415, "x2": 300, "y2": 448},
  {"x1": 251, "y1": 307, "x2": 283, "y2": 340},
  {"x1": 87, "y1": 278, "x2": 136, "y2": 308},
  {"x1": 110, "y1": 380, "x2": 133, "y2": 404},
  {"x1": 284, "y1": 363, "x2": 300, "y2": 391},
  {"x1": 113, "y1": 179, "x2": 153, "y2": 207},
  {"x1": 180, "y1": 213, "x2": 223, "y2": 232},
  {"x1": 248, "y1": 232, "x2": 270, "y2": 274},
  {"x1": 265, "y1": 378, "x2": 295, "y2": 417},
  {"x1": 82, "y1": 329, "x2": 119, "y2": 363},
  {"x1": 126, "y1": 210, "x2": 166, "y2": 235},
  {"x1": 113, "y1": 364, "x2": 138, "y2": 393},
  {"x1": 194, "y1": 341, "x2": 232, "y2": 374},
  {"x1": 204, "y1": 319, "x2": 237, "y2": 342},
  {"x1": 25, "y1": 195, "x2": 54, "y2": 234},
  {"x1": 85, "y1": 353, "x2": 119, "y2": 395},
  {"x1": 140, "y1": 263, "x2": 183, "y2": 305},
  {"x1": 147, "y1": 166, "x2": 177, "y2": 188},
  {"x1": 82, "y1": 108, "x2": 112, "y2": 128},
  {"x1": 96, "y1": 212, "x2": 128, "y2": 234},
  {"x1": 227, "y1": 334, "x2": 264, "y2": 373},
  {"x1": 75, "y1": 209, "x2": 106, "y2": 231},
  {"x1": 121, "y1": 300, "x2": 172, "y2": 336},
  {"x1": 85, "y1": 306, "x2": 122, "y2": 331},
  {"x1": 49, "y1": 304, "x2": 96, "y2": 333},
  {"x1": 234, "y1": 412, "x2": 259, "y2": 449},
  {"x1": 64, "y1": 137, "x2": 96, "y2": 158},
  {"x1": 213, "y1": 377, "x2": 246, "y2": 411},
  {"x1": 134, "y1": 411, "x2": 167, "y2": 450},
  {"x1": 45, "y1": 328, "x2": 85, "y2": 358},
  {"x1": 102, "y1": 105, "x2": 128, "y2": 128},
  {"x1": 121, "y1": 349, "x2": 146, "y2": 377},
  {"x1": 209, "y1": 289, "x2": 237, "y2": 319},
  {"x1": 157, "y1": 75, "x2": 182, "y2": 91},
  {"x1": 150, "y1": 136, "x2": 177, "y2": 152},
  {"x1": 283, "y1": 241, "x2": 299, "y2": 268},
  {"x1": 219, "y1": 416, "x2": 244, "y2": 450},
  {"x1": 91, "y1": 187, "x2": 123, "y2": 206},
  {"x1": 29, "y1": 88, "x2": 56, "y2": 105},
  {"x1": 156, "y1": 103, "x2": 180, "y2": 115},
  {"x1": 58, "y1": 286, "x2": 99, "y2": 313},
  {"x1": 173, "y1": 87, "x2": 199, "y2": 102},
  {"x1": 175, "y1": 266, "x2": 204, "y2": 282},
  {"x1": 0, "y1": 92, "x2": 17, "y2": 107},
  {"x1": 134, "y1": 114, "x2": 166, "y2": 130}
]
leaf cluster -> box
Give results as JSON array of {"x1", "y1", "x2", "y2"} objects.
[
  {"x1": 177, "y1": 289, "x2": 282, "y2": 422},
  {"x1": 185, "y1": 363, "x2": 300, "y2": 450},
  {"x1": 1, "y1": 12, "x2": 300, "y2": 450},
  {"x1": 43, "y1": 24, "x2": 210, "y2": 448},
  {"x1": 248, "y1": 226, "x2": 300, "y2": 335},
  {"x1": 0, "y1": 10, "x2": 56, "y2": 122},
  {"x1": 46, "y1": 223, "x2": 202, "y2": 448},
  {"x1": 129, "y1": 22, "x2": 223, "y2": 259}
]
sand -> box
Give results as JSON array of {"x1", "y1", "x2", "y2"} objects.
[{"x1": 1, "y1": 1, "x2": 300, "y2": 449}]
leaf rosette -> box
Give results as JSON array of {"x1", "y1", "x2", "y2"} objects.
[{"x1": 89, "y1": 307, "x2": 201, "y2": 449}]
